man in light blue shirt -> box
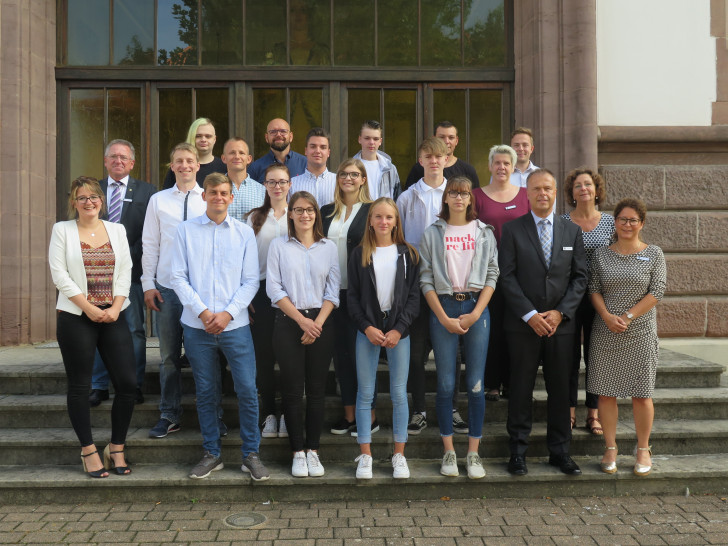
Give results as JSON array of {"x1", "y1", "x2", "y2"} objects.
[
  {"x1": 290, "y1": 127, "x2": 337, "y2": 207},
  {"x1": 171, "y1": 172, "x2": 269, "y2": 481}
]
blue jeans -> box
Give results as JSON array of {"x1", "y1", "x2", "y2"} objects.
[
  {"x1": 355, "y1": 326, "x2": 410, "y2": 444},
  {"x1": 91, "y1": 282, "x2": 146, "y2": 389},
  {"x1": 183, "y1": 324, "x2": 260, "y2": 458},
  {"x1": 429, "y1": 294, "x2": 490, "y2": 439},
  {"x1": 155, "y1": 283, "x2": 184, "y2": 423}
]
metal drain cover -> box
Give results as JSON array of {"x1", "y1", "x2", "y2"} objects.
[{"x1": 224, "y1": 512, "x2": 267, "y2": 529}]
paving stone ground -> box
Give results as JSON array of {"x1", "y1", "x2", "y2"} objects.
[{"x1": 0, "y1": 495, "x2": 727, "y2": 545}]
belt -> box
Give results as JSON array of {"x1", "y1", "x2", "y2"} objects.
[
  {"x1": 442, "y1": 291, "x2": 479, "y2": 302},
  {"x1": 381, "y1": 310, "x2": 390, "y2": 320}
]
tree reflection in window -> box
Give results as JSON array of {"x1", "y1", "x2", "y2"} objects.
[{"x1": 158, "y1": 0, "x2": 198, "y2": 66}]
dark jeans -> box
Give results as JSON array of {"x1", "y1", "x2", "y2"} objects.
[
  {"x1": 273, "y1": 309, "x2": 334, "y2": 452},
  {"x1": 250, "y1": 281, "x2": 277, "y2": 418},
  {"x1": 484, "y1": 285, "x2": 510, "y2": 392},
  {"x1": 569, "y1": 294, "x2": 599, "y2": 409},
  {"x1": 57, "y1": 310, "x2": 136, "y2": 447}
]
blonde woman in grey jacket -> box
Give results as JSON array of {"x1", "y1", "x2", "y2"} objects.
[{"x1": 419, "y1": 177, "x2": 499, "y2": 480}]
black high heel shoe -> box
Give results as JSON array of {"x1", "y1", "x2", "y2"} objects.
[
  {"x1": 103, "y1": 444, "x2": 132, "y2": 475},
  {"x1": 81, "y1": 450, "x2": 109, "y2": 478}
]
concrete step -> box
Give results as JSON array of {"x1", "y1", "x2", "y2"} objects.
[
  {"x1": 1, "y1": 453, "x2": 726, "y2": 504},
  {"x1": 3, "y1": 419, "x2": 727, "y2": 466}
]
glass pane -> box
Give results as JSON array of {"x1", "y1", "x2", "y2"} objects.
[
  {"x1": 464, "y1": 0, "x2": 506, "y2": 67},
  {"x1": 196, "y1": 88, "x2": 230, "y2": 157},
  {"x1": 347, "y1": 89, "x2": 380, "y2": 159},
  {"x1": 201, "y1": 0, "x2": 243, "y2": 65},
  {"x1": 289, "y1": 0, "x2": 331, "y2": 65},
  {"x1": 383, "y1": 89, "x2": 416, "y2": 177},
  {"x1": 113, "y1": 0, "x2": 154, "y2": 65},
  {"x1": 245, "y1": 0, "x2": 286, "y2": 65},
  {"x1": 70, "y1": 89, "x2": 105, "y2": 185},
  {"x1": 378, "y1": 0, "x2": 417, "y2": 66},
  {"x1": 157, "y1": 0, "x2": 198, "y2": 66},
  {"x1": 433, "y1": 89, "x2": 467, "y2": 141},
  {"x1": 252, "y1": 89, "x2": 286, "y2": 158},
  {"x1": 67, "y1": 0, "x2": 109, "y2": 65},
  {"x1": 469, "y1": 89, "x2": 502, "y2": 181},
  {"x1": 158, "y1": 89, "x2": 192, "y2": 183},
  {"x1": 334, "y1": 0, "x2": 374, "y2": 66},
  {"x1": 421, "y1": 0, "x2": 461, "y2": 66},
  {"x1": 289, "y1": 89, "x2": 324, "y2": 155},
  {"x1": 107, "y1": 89, "x2": 143, "y2": 180}
]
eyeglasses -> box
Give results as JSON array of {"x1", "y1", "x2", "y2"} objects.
[
  {"x1": 106, "y1": 154, "x2": 132, "y2": 162},
  {"x1": 264, "y1": 179, "x2": 290, "y2": 187},
  {"x1": 338, "y1": 171, "x2": 361, "y2": 180},
  {"x1": 292, "y1": 207, "x2": 316, "y2": 216},
  {"x1": 76, "y1": 195, "x2": 101, "y2": 204},
  {"x1": 447, "y1": 190, "x2": 470, "y2": 199},
  {"x1": 616, "y1": 217, "x2": 641, "y2": 226},
  {"x1": 267, "y1": 129, "x2": 290, "y2": 136}
]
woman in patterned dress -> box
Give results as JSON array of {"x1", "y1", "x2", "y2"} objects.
[
  {"x1": 587, "y1": 198, "x2": 666, "y2": 477},
  {"x1": 562, "y1": 168, "x2": 615, "y2": 435},
  {"x1": 49, "y1": 176, "x2": 136, "y2": 477}
]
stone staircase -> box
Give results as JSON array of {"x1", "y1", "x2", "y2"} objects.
[{"x1": 1, "y1": 343, "x2": 727, "y2": 503}]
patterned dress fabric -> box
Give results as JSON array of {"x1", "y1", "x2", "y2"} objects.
[
  {"x1": 562, "y1": 212, "x2": 615, "y2": 267},
  {"x1": 587, "y1": 245, "x2": 667, "y2": 398},
  {"x1": 82, "y1": 241, "x2": 115, "y2": 306}
]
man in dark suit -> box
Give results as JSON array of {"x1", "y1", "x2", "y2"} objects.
[
  {"x1": 499, "y1": 168, "x2": 587, "y2": 476},
  {"x1": 89, "y1": 139, "x2": 156, "y2": 406}
]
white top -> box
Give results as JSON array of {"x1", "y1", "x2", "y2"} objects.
[
  {"x1": 140, "y1": 184, "x2": 206, "y2": 291},
  {"x1": 247, "y1": 207, "x2": 288, "y2": 280},
  {"x1": 396, "y1": 178, "x2": 447, "y2": 249},
  {"x1": 290, "y1": 168, "x2": 337, "y2": 207},
  {"x1": 326, "y1": 202, "x2": 362, "y2": 290},
  {"x1": 444, "y1": 222, "x2": 477, "y2": 292},
  {"x1": 361, "y1": 158, "x2": 382, "y2": 200},
  {"x1": 372, "y1": 244, "x2": 398, "y2": 312},
  {"x1": 510, "y1": 161, "x2": 539, "y2": 188}
]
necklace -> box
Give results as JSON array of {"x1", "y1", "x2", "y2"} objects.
[
  {"x1": 614, "y1": 241, "x2": 643, "y2": 255},
  {"x1": 78, "y1": 220, "x2": 101, "y2": 237}
]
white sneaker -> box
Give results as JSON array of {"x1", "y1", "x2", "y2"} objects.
[
  {"x1": 291, "y1": 451, "x2": 308, "y2": 477},
  {"x1": 355, "y1": 454, "x2": 373, "y2": 479},
  {"x1": 392, "y1": 453, "x2": 410, "y2": 479},
  {"x1": 278, "y1": 415, "x2": 288, "y2": 438},
  {"x1": 440, "y1": 450, "x2": 459, "y2": 477},
  {"x1": 466, "y1": 451, "x2": 485, "y2": 479},
  {"x1": 261, "y1": 414, "x2": 278, "y2": 438},
  {"x1": 306, "y1": 450, "x2": 325, "y2": 477}
]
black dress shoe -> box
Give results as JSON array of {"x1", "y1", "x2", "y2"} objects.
[
  {"x1": 89, "y1": 389, "x2": 109, "y2": 407},
  {"x1": 135, "y1": 387, "x2": 144, "y2": 404},
  {"x1": 508, "y1": 455, "x2": 528, "y2": 475},
  {"x1": 549, "y1": 454, "x2": 582, "y2": 475}
]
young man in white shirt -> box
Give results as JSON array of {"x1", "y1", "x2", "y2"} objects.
[
  {"x1": 290, "y1": 127, "x2": 337, "y2": 207},
  {"x1": 353, "y1": 120, "x2": 401, "y2": 200},
  {"x1": 171, "y1": 172, "x2": 269, "y2": 481},
  {"x1": 142, "y1": 143, "x2": 208, "y2": 439},
  {"x1": 510, "y1": 127, "x2": 539, "y2": 188},
  {"x1": 222, "y1": 137, "x2": 265, "y2": 222}
]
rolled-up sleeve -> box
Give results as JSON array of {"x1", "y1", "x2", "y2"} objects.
[
  {"x1": 322, "y1": 241, "x2": 341, "y2": 307},
  {"x1": 265, "y1": 238, "x2": 289, "y2": 305},
  {"x1": 649, "y1": 246, "x2": 667, "y2": 301}
]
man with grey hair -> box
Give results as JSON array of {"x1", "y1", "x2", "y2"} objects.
[{"x1": 89, "y1": 139, "x2": 156, "y2": 407}]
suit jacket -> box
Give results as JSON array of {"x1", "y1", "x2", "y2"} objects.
[
  {"x1": 49, "y1": 220, "x2": 132, "y2": 315},
  {"x1": 498, "y1": 212, "x2": 587, "y2": 335},
  {"x1": 320, "y1": 202, "x2": 371, "y2": 260},
  {"x1": 100, "y1": 176, "x2": 156, "y2": 283}
]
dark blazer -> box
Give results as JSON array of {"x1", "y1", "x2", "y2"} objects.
[
  {"x1": 498, "y1": 212, "x2": 587, "y2": 335},
  {"x1": 100, "y1": 176, "x2": 156, "y2": 283},
  {"x1": 347, "y1": 244, "x2": 420, "y2": 338},
  {"x1": 320, "y1": 202, "x2": 371, "y2": 258}
]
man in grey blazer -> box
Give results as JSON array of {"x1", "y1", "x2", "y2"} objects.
[
  {"x1": 498, "y1": 168, "x2": 588, "y2": 476},
  {"x1": 89, "y1": 139, "x2": 156, "y2": 406}
]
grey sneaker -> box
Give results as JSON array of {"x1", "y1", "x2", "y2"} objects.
[
  {"x1": 189, "y1": 452, "x2": 223, "y2": 479},
  {"x1": 440, "y1": 450, "x2": 459, "y2": 477},
  {"x1": 452, "y1": 410, "x2": 469, "y2": 434},
  {"x1": 261, "y1": 414, "x2": 278, "y2": 438},
  {"x1": 241, "y1": 452, "x2": 270, "y2": 481},
  {"x1": 466, "y1": 451, "x2": 485, "y2": 479}
]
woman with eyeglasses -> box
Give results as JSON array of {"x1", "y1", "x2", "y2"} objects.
[
  {"x1": 562, "y1": 168, "x2": 615, "y2": 435},
  {"x1": 419, "y1": 177, "x2": 499, "y2": 480},
  {"x1": 587, "y1": 198, "x2": 666, "y2": 477},
  {"x1": 49, "y1": 176, "x2": 136, "y2": 478},
  {"x1": 246, "y1": 164, "x2": 292, "y2": 440},
  {"x1": 266, "y1": 191, "x2": 340, "y2": 478},
  {"x1": 320, "y1": 159, "x2": 374, "y2": 437}
]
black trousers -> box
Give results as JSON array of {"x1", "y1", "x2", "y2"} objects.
[
  {"x1": 250, "y1": 281, "x2": 277, "y2": 418},
  {"x1": 483, "y1": 285, "x2": 510, "y2": 392},
  {"x1": 273, "y1": 309, "x2": 334, "y2": 452},
  {"x1": 506, "y1": 331, "x2": 573, "y2": 457},
  {"x1": 57, "y1": 310, "x2": 136, "y2": 447},
  {"x1": 407, "y1": 293, "x2": 431, "y2": 414},
  {"x1": 568, "y1": 294, "x2": 599, "y2": 409}
]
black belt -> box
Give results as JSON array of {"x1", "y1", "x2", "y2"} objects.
[
  {"x1": 441, "y1": 291, "x2": 479, "y2": 302},
  {"x1": 381, "y1": 310, "x2": 390, "y2": 320}
]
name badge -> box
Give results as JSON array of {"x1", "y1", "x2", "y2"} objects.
[
  {"x1": 562, "y1": 246, "x2": 573, "y2": 251},
  {"x1": 637, "y1": 256, "x2": 650, "y2": 261},
  {"x1": 123, "y1": 198, "x2": 133, "y2": 202},
  {"x1": 505, "y1": 205, "x2": 516, "y2": 210}
]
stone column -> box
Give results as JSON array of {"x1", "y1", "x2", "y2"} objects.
[{"x1": 0, "y1": 1, "x2": 57, "y2": 344}]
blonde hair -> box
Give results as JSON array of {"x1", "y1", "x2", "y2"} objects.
[
  {"x1": 328, "y1": 158, "x2": 372, "y2": 219},
  {"x1": 360, "y1": 197, "x2": 418, "y2": 267},
  {"x1": 186, "y1": 118, "x2": 214, "y2": 147},
  {"x1": 68, "y1": 176, "x2": 106, "y2": 220}
]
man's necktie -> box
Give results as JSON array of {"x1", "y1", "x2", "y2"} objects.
[
  {"x1": 108, "y1": 181, "x2": 123, "y2": 223},
  {"x1": 538, "y1": 218, "x2": 552, "y2": 268},
  {"x1": 183, "y1": 192, "x2": 189, "y2": 221}
]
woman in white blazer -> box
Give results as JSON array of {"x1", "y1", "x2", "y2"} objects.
[{"x1": 49, "y1": 176, "x2": 136, "y2": 478}]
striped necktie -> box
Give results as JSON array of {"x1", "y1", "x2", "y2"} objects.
[
  {"x1": 538, "y1": 218, "x2": 552, "y2": 268},
  {"x1": 108, "y1": 181, "x2": 123, "y2": 223}
]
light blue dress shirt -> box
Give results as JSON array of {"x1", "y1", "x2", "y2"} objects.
[
  {"x1": 227, "y1": 175, "x2": 265, "y2": 222},
  {"x1": 170, "y1": 213, "x2": 259, "y2": 331}
]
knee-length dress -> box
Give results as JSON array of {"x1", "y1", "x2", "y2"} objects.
[{"x1": 586, "y1": 245, "x2": 667, "y2": 398}]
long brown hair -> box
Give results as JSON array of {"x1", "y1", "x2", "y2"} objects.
[
  {"x1": 360, "y1": 197, "x2": 419, "y2": 267},
  {"x1": 287, "y1": 191, "x2": 325, "y2": 242},
  {"x1": 438, "y1": 177, "x2": 478, "y2": 222},
  {"x1": 247, "y1": 164, "x2": 290, "y2": 235},
  {"x1": 327, "y1": 158, "x2": 372, "y2": 219}
]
